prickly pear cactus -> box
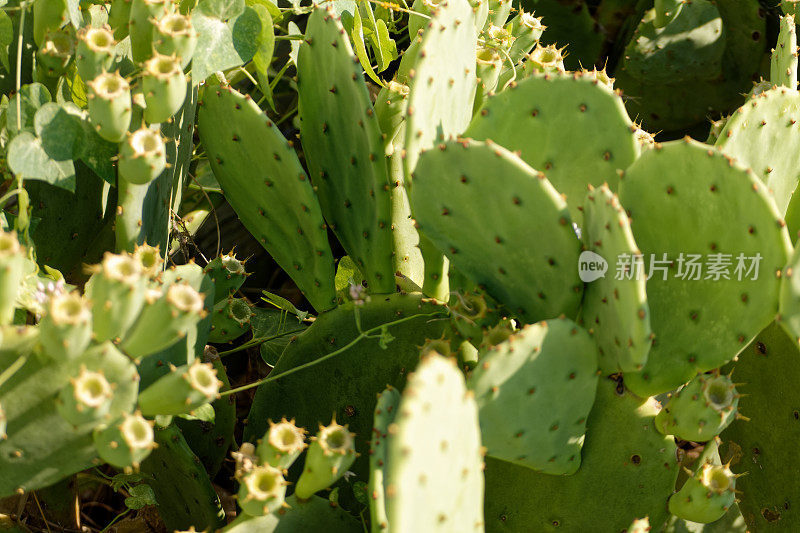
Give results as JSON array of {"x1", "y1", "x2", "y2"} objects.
[
  {"x1": 483, "y1": 378, "x2": 679, "y2": 532},
  {"x1": 381, "y1": 354, "x2": 484, "y2": 532},
  {"x1": 468, "y1": 319, "x2": 599, "y2": 475},
  {"x1": 409, "y1": 138, "x2": 583, "y2": 322},
  {"x1": 619, "y1": 138, "x2": 791, "y2": 396}
]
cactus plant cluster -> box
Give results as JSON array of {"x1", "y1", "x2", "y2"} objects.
[{"x1": 3, "y1": 0, "x2": 800, "y2": 531}]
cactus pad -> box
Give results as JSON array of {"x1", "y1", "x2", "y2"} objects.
[
  {"x1": 716, "y1": 88, "x2": 800, "y2": 216},
  {"x1": 464, "y1": 73, "x2": 638, "y2": 219},
  {"x1": 468, "y1": 319, "x2": 599, "y2": 475},
  {"x1": 410, "y1": 138, "x2": 583, "y2": 322},
  {"x1": 483, "y1": 377, "x2": 679, "y2": 532},
  {"x1": 383, "y1": 354, "x2": 484, "y2": 532},
  {"x1": 297, "y1": 7, "x2": 395, "y2": 294},
  {"x1": 197, "y1": 84, "x2": 337, "y2": 312},
  {"x1": 580, "y1": 185, "x2": 652, "y2": 375},
  {"x1": 721, "y1": 322, "x2": 800, "y2": 530},
  {"x1": 619, "y1": 139, "x2": 791, "y2": 396}
]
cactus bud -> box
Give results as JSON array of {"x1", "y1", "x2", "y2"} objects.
[
  {"x1": 208, "y1": 297, "x2": 252, "y2": 343},
  {"x1": 39, "y1": 291, "x2": 92, "y2": 360},
  {"x1": 37, "y1": 29, "x2": 74, "y2": 77},
  {"x1": 0, "y1": 402, "x2": 6, "y2": 440},
  {"x1": 87, "y1": 72, "x2": 132, "y2": 143},
  {"x1": 256, "y1": 418, "x2": 307, "y2": 469},
  {"x1": 93, "y1": 412, "x2": 155, "y2": 468},
  {"x1": 0, "y1": 231, "x2": 26, "y2": 326},
  {"x1": 119, "y1": 127, "x2": 167, "y2": 184},
  {"x1": 580, "y1": 67, "x2": 615, "y2": 91},
  {"x1": 237, "y1": 465, "x2": 287, "y2": 516},
  {"x1": 137, "y1": 359, "x2": 222, "y2": 416},
  {"x1": 507, "y1": 11, "x2": 545, "y2": 62},
  {"x1": 133, "y1": 243, "x2": 163, "y2": 278},
  {"x1": 294, "y1": 419, "x2": 356, "y2": 499},
  {"x1": 203, "y1": 253, "x2": 247, "y2": 303},
  {"x1": 76, "y1": 26, "x2": 116, "y2": 82},
  {"x1": 85, "y1": 252, "x2": 146, "y2": 343},
  {"x1": 523, "y1": 44, "x2": 565, "y2": 76},
  {"x1": 153, "y1": 13, "x2": 197, "y2": 68},
  {"x1": 121, "y1": 282, "x2": 206, "y2": 358},
  {"x1": 668, "y1": 462, "x2": 736, "y2": 523},
  {"x1": 475, "y1": 46, "x2": 503, "y2": 111},
  {"x1": 129, "y1": 0, "x2": 170, "y2": 64},
  {"x1": 32, "y1": 0, "x2": 69, "y2": 48},
  {"x1": 655, "y1": 373, "x2": 739, "y2": 442},
  {"x1": 142, "y1": 53, "x2": 187, "y2": 124},
  {"x1": 56, "y1": 366, "x2": 113, "y2": 426}
]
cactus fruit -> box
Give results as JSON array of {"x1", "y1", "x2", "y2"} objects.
[
  {"x1": 297, "y1": 7, "x2": 395, "y2": 295},
  {"x1": 197, "y1": 84, "x2": 337, "y2": 312},
  {"x1": 32, "y1": 0, "x2": 69, "y2": 48},
  {"x1": 469, "y1": 319, "x2": 599, "y2": 474},
  {"x1": 669, "y1": 463, "x2": 737, "y2": 524},
  {"x1": 628, "y1": 518, "x2": 651, "y2": 533},
  {"x1": 129, "y1": 0, "x2": 169, "y2": 64},
  {"x1": 580, "y1": 185, "x2": 652, "y2": 375},
  {"x1": 38, "y1": 291, "x2": 92, "y2": 361},
  {"x1": 76, "y1": 27, "x2": 116, "y2": 83},
  {"x1": 619, "y1": 139, "x2": 791, "y2": 397},
  {"x1": 0, "y1": 231, "x2": 25, "y2": 326},
  {"x1": 204, "y1": 253, "x2": 247, "y2": 303},
  {"x1": 208, "y1": 297, "x2": 252, "y2": 343},
  {"x1": 142, "y1": 53, "x2": 188, "y2": 124},
  {"x1": 121, "y1": 282, "x2": 205, "y2": 358},
  {"x1": 237, "y1": 465, "x2": 287, "y2": 516},
  {"x1": 132, "y1": 243, "x2": 163, "y2": 277},
  {"x1": 118, "y1": 127, "x2": 167, "y2": 185},
  {"x1": 382, "y1": 354, "x2": 484, "y2": 532},
  {"x1": 506, "y1": 11, "x2": 545, "y2": 63},
  {"x1": 465, "y1": 73, "x2": 638, "y2": 220},
  {"x1": 409, "y1": 138, "x2": 583, "y2": 322},
  {"x1": 137, "y1": 359, "x2": 221, "y2": 416},
  {"x1": 655, "y1": 373, "x2": 739, "y2": 442},
  {"x1": 294, "y1": 419, "x2": 357, "y2": 499},
  {"x1": 93, "y1": 412, "x2": 155, "y2": 469},
  {"x1": 153, "y1": 13, "x2": 197, "y2": 67},
  {"x1": 523, "y1": 44, "x2": 566, "y2": 76},
  {"x1": 85, "y1": 252, "x2": 146, "y2": 343},
  {"x1": 56, "y1": 366, "x2": 113, "y2": 427},
  {"x1": 37, "y1": 29, "x2": 74, "y2": 78},
  {"x1": 255, "y1": 419, "x2": 306, "y2": 470},
  {"x1": 87, "y1": 72, "x2": 132, "y2": 143}
]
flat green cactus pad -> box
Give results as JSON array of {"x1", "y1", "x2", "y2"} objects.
[
  {"x1": 721, "y1": 322, "x2": 800, "y2": 531},
  {"x1": 197, "y1": 84, "x2": 337, "y2": 312},
  {"x1": 483, "y1": 377, "x2": 679, "y2": 532},
  {"x1": 468, "y1": 319, "x2": 599, "y2": 475},
  {"x1": 384, "y1": 354, "x2": 484, "y2": 532},
  {"x1": 140, "y1": 424, "x2": 226, "y2": 532},
  {"x1": 244, "y1": 293, "x2": 448, "y2": 477},
  {"x1": 619, "y1": 139, "x2": 791, "y2": 397},
  {"x1": 581, "y1": 185, "x2": 652, "y2": 375},
  {"x1": 369, "y1": 386, "x2": 400, "y2": 532},
  {"x1": 298, "y1": 7, "x2": 395, "y2": 294},
  {"x1": 716, "y1": 88, "x2": 800, "y2": 216},
  {"x1": 409, "y1": 138, "x2": 583, "y2": 322},
  {"x1": 402, "y1": 0, "x2": 477, "y2": 174},
  {"x1": 464, "y1": 73, "x2": 638, "y2": 220},
  {"x1": 0, "y1": 341, "x2": 138, "y2": 497}
]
